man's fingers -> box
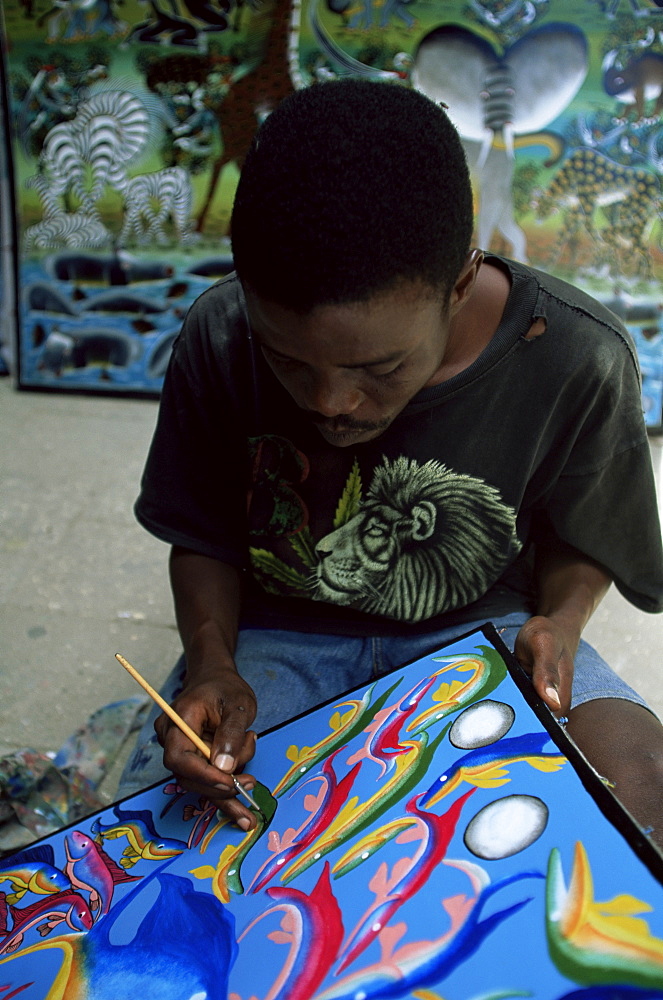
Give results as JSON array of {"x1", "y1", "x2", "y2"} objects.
[
  {"x1": 514, "y1": 618, "x2": 571, "y2": 716},
  {"x1": 150, "y1": 677, "x2": 260, "y2": 832},
  {"x1": 160, "y1": 734, "x2": 259, "y2": 828},
  {"x1": 211, "y1": 718, "x2": 258, "y2": 774},
  {"x1": 215, "y1": 797, "x2": 259, "y2": 831},
  {"x1": 543, "y1": 682, "x2": 562, "y2": 710},
  {"x1": 172, "y1": 776, "x2": 259, "y2": 830}
]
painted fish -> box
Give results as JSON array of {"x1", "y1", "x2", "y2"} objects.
[
  {"x1": 420, "y1": 731, "x2": 567, "y2": 807},
  {"x1": 331, "y1": 816, "x2": 416, "y2": 878},
  {"x1": 64, "y1": 830, "x2": 140, "y2": 917},
  {"x1": 0, "y1": 889, "x2": 93, "y2": 955},
  {"x1": 247, "y1": 751, "x2": 361, "y2": 895},
  {"x1": 281, "y1": 725, "x2": 451, "y2": 884},
  {"x1": 346, "y1": 673, "x2": 447, "y2": 778},
  {"x1": 0, "y1": 845, "x2": 69, "y2": 903},
  {"x1": 91, "y1": 805, "x2": 187, "y2": 868}
]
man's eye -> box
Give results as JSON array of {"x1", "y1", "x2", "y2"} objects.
[
  {"x1": 263, "y1": 347, "x2": 299, "y2": 369},
  {"x1": 372, "y1": 363, "x2": 406, "y2": 380}
]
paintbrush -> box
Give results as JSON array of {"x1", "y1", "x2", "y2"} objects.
[{"x1": 115, "y1": 652, "x2": 262, "y2": 815}]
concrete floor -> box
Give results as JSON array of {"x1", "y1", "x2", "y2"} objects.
[{"x1": 2, "y1": 375, "x2": 663, "y2": 804}]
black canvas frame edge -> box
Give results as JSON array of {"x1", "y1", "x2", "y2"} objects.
[{"x1": 485, "y1": 621, "x2": 663, "y2": 884}]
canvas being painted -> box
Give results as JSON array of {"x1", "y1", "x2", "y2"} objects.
[{"x1": 2, "y1": 624, "x2": 663, "y2": 1000}]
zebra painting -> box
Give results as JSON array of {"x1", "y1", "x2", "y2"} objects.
[
  {"x1": 119, "y1": 166, "x2": 198, "y2": 247},
  {"x1": 24, "y1": 210, "x2": 112, "y2": 250},
  {"x1": 27, "y1": 91, "x2": 150, "y2": 220}
]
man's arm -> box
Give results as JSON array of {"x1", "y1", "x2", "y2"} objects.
[
  {"x1": 514, "y1": 541, "x2": 612, "y2": 716},
  {"x1": 154, "y1": 546, "x2": 259, "y2": 829}
]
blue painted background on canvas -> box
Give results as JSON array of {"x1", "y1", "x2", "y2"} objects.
[{"x1": 1, "y1": 627, "x2": 662, "y2": 998}]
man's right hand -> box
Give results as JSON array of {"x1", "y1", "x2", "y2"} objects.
[
  {"x1": 154, "y1": 667, "x2": 259, "y2": 830},
  {"x1": 165, "y1": 548, "x2": 260, "y2": 826}
]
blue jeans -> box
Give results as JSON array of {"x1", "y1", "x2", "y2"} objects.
[{"x1": 118, "y1": 612, "x2": 650, "y2": 797}]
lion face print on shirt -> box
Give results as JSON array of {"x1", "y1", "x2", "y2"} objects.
[{"x1": 247, "y1": 437, "x2": 521, "y2": 623}]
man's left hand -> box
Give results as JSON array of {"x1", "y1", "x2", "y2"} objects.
[{"x1": 514, "y1": 615, "x2": 575, "y2": 717}]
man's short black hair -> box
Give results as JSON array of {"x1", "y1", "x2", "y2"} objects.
[{"x1": 230, "y1": 79, "x2": 474, "y2": 311}]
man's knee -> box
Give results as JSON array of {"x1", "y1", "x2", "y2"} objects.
[
  {"x1": 567, "y1": 698, "x2": 663, "y2": 770},
  {"x1": 566, "y1": 698, "x2": 663, "y2": 846}
]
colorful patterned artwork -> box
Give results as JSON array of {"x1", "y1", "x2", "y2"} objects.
[
  {"x1": 1, "y1": 625, "x2": 663, "y2": 998},
  {"x1": 0, "y1": 0, "x2": 661, "y2": 401}
]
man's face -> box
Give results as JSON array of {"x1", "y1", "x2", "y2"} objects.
[{"x1": 246, "y1": 281, "x2": 453, "y2": 448}]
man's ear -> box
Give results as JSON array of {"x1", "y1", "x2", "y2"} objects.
[{"x1": 449, "y1": 249, "x2": 484, "y2": 314}]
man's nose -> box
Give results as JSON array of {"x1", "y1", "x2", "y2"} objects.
[{"x1": 305, "y1": 372, "x2": 364, "y2": 417}]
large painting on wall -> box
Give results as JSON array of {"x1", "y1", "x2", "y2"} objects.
[
  {"x1": 0, "y1": 625, "x2": 662, "y2": 998},
  {"x1": 2, "y1": 0, "x2": 662, "y2": 404}
]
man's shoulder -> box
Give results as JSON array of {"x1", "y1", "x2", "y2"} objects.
[
  {"x1": 494, "y1": 255, "x2": 638, "y2": 371},
  {"x1": 158, "y1": 272, "x2": 257, "y2": 406},
  {"x1": 174, "y1": 272, "x2": 249, "y2": 368},
  {"x1": 503, "y1": 257, "x2": 626, "y2": 331},
  {"x1": 185, "y1": 271, "x2": 246, "y2": 328}
]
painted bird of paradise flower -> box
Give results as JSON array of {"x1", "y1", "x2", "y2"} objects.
[
  {"x1": 336, "y1": 788, "x2": 477, "y2": 972},
  {"x1": 345, "y1": 672, "x2": 452, "y2": 780},
  {"x1": 546, "y1": 841, "x2": 663, "y2": 988},
  {"x1": 406, "y1": 647, "x2": 507, "y2": 735},
  {"x1": 190, "y1": 782, "x2": 278, "y2": 902},
  {"x1": 420, "y1": 731, "x2": 567, "y2": 808},
  {"x1": 280, "y1": 726, "x2": 451, "y2": 885},
  {"x1": 272, "y1": 680, "x2": 402, "y2": 797},
  {"x1": 233, "y1": 863, "x2": 345, "y2": 1000}
]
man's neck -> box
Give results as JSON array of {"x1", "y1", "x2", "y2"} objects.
[{"x1": 431, "y1": 259, "x2": 512, "y2": 384}]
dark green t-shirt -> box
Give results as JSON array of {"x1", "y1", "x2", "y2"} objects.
[{"x1": 135, "y1": 255, "x2": 663, "y2": 636}]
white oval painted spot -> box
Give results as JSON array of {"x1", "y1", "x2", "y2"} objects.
[
  {"x1": 464, "y1": 794, "x2": 548, "y2": 859},
  {"x1": 449, "y1": 700, "x2": 515, "y2": 749}
]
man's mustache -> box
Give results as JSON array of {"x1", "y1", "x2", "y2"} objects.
[{"x1": 304, "y1": 410, "x2": 390, "y2": 433}]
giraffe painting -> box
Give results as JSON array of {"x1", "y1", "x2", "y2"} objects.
[{"x1": 195, "y1": 0, "x2": 303, "y2": 232}]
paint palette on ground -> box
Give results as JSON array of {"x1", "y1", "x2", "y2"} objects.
[{"x1": 2, "y1": 624, "x2": 663, "y2": 999}]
